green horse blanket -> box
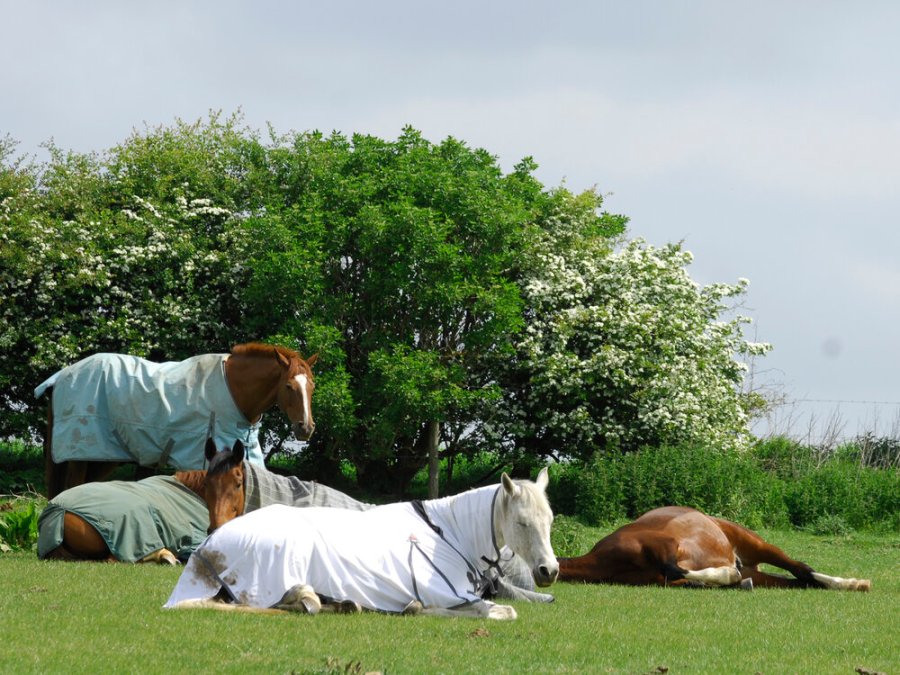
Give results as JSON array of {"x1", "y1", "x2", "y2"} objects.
[{"x1": 37, "y1": 476, "x2": 210, "y2": 562}]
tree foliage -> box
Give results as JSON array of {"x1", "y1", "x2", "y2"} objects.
[
  {"x1": 484, "y1": 208, "x2": 770, "y2": 460},
  {"x1": 1, "y1": 116, "x2": 767, "y2": 494}
]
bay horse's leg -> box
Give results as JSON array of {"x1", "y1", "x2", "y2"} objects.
[
  {"x1": 43, "y1": 400, "x2": 65, "y2": 499},
  {"x1": 560, "y1": 531, "x2": 704, "y2": 586},
  {"x1": 712, "y1": 517, "x2": 870, "y2": 591},
  {"x1": 62, "y1": 461, "x2": 88, "y2": 493},
  {"x1": 46, "y1": 512, "x2": 179, "y2": 565},
  {"x1": 83, "y1": 461, "x2": 121, "y2": 484}
]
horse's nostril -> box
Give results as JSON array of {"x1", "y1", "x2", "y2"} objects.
[{"x1": 536, "y1": 564, "x2": 560, "y2": 585}]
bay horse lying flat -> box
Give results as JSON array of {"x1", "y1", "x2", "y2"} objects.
[
  {"x1": 558, "y1": 506, "x2": 871, "y2": 591},
  {"x1": 166, "y1": 469, "x2": 559, "y2": 619},
  {"x1": 36, "y1": 343, "x2": 317, "y2": 498}
]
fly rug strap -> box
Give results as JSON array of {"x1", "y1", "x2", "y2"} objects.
[
  {"x1": 409, "y1": 488, "x2": 510, "y2": 603},
  {"x1": 193, "y1": 550, "x2": 238, "y2": 603}
]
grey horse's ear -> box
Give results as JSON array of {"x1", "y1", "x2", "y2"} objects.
[
  {"x1": 501, "y1": 472, "x2": 521, "y2": 497},
  {"x1": 535, "y1": 467, "x2": 549, "y2": 491},
  {"x1": 232, "y1": 439, "x2": 245, "y2": 463}
]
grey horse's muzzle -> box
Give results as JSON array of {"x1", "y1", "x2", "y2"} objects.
[{"x1": 534, "y1": 562, "x2": 560, "y2": 587}]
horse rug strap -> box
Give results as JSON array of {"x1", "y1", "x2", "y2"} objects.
[
  {"x1": 34, "y1": 352, "x2": 263, "y2": 469},
  {"x1": 410, "y1": 494, "x2": 503, "y2": 598}
]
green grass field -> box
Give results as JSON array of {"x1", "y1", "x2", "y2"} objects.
[{"x1": 0, "y1": 526, "x2": 895, "y2": 674}]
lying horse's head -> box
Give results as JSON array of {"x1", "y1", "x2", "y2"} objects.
[
  {"x1": 203, "y1": 438, "x2": 246, "y2": 534},
  {"x1": 495, "y1": 468, "x2": 559, "y2": 588}
]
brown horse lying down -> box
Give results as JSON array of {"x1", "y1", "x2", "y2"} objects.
[
  {"x1": 558, "y1": 506, "x2": 870, "y2": 591},
  {"x1": 38, "y1": 471, "x2": 210, "y2": 564}
]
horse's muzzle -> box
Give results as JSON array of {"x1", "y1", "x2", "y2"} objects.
[
  {"x1": 534, "y1": 563, "x2": 560, "y2": 587},
  {"x1": 293, "y1": 421, "x2": 316, "y2": 441}
]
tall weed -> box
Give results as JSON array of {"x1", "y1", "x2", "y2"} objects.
[{"x1": 549, "y1": 438, "x2": 897, "y2": 532}]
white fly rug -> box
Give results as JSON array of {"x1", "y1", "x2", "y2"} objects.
[
  {"x1": 165, "y1": 486, "x2": 510, "y2": 613},
  {"x1": 35, "y1": 352, "x2": 264, "y2": 468}
]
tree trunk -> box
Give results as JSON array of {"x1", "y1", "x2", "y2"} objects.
[{"x1": 427, "y1": 420, "x2": 441, "y2": 499}]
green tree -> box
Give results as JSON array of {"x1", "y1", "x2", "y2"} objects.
[
  {"x1": 1, "y1": 117, "x2": 767, "y2": 498},
  {"x1": 243, "y1": 128, "x2": 549, "y2": 494}
]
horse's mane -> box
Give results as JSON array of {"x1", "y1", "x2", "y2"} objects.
[
  {"x1": 174, "y1": 469, "x2": 209, "y2": 497},
  {"x1": 231, "y1": 342, "x2": 301, "y2": 362}
]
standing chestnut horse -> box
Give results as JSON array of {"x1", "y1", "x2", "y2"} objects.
[
  {"x1": 36, "y1": 343, "x2": 316, "y2": 498},
  {"x1": 558, "y1": 506, "x2": 870, "y2": 591}
]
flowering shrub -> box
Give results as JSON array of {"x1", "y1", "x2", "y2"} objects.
[
  {"x1": 0, "y1": 126, "x2": 256, "y2": 436},
  {"x1": 487, "y1": 207, "x2": 771, "y2": 458}
]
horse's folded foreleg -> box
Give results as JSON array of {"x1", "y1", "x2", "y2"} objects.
[
  {"x1": 681, "y1": 565, "x2": 743, "y2": 587},
  {"x1": 492, "y1": 577, "x2": 555, "y2": 603},
  {"x1": 273, "y1": 584, "x2": 322, "y2": 614},
  {"x1": 139, "y1": 548, "x2": 179, "y2": 565}
]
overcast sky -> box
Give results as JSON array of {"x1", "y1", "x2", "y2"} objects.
[{"x1": 3, "y1": 1, "x2": 899, "y2": 441}]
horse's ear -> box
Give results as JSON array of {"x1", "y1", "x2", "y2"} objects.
[
  {"x1": 535, "y1": 467, "x2": 549, "y2": 491},
  {"x1": 205, "y1": 438, "x2": 217, "y2": 461},
  {"x1": 305, "y1": 353, "x2": 318, "y2": 368},
  {"x1": 501, "y1": 472, "x2": 521, "y2": 497},
  {"x1": 274, "y1": 347, "x2": 290, "y2": 368},
  {"x1": 232, "y1": 440, "x2": 245, "y2": 463}
]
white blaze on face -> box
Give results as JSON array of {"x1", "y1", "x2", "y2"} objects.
[{"x1": 294, "y1": 373, "x2": 311, "y2": 425}]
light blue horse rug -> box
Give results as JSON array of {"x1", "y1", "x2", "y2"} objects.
[
  {"x1": 35, "y1": 352, "x2": 264, "y2": 469},
  {"x1": 165, "y1": 486, "x2": 520, "y2": 613}
]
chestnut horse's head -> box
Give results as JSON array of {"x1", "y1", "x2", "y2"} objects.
[
  {"x1": 274, "y1": 350, "x2": 318, "y2": 442},
  {"x1": 227, "y1": 343, "x2": 318, "y2": 442},
  {"x1": 204, "y1": 438, "x2": 246, "y2": 533}
]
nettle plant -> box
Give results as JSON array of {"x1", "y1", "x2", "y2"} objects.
[{"x1": 494, "y1": 236, "x2": 771, "y2": 460}]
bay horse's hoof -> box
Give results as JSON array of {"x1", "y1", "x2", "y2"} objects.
[
  {"x1": 275, "y1": 584, "x2": 322, "y2": 614},
  {"x1": 739, "y1": 578, "x2": 754, "y2": 591}
]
